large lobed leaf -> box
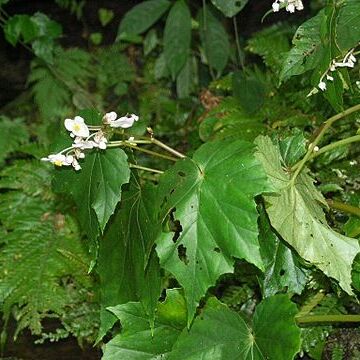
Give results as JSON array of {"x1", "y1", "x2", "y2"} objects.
[
  {"x1": 156, "y1": 139, "x2": 271, "y2": 321},
  {"x1": 255, "y1": 136, "x2": 360, "y2": 294},
  {"x1": 168, "y1": 295, "x2": 301, "y2": 360}
]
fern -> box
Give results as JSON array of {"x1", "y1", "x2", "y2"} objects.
[
  {"x1": 0, "y1": 160, "x2": 98, "y2": 341},
  {"x1": 28, "y1": 47, "x2": 93, "y2": 119},
  {"x1": 0, "y1": 117, "x2": 29, "y2": 166},
  {"x1": 247, "y1": 23, "x2": 295, "y2": 75}
]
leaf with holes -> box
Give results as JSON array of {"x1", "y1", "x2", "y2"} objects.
[
  {"x1": 255, "y1": 136, "x2": 360, "y2": 294},
  {"x1": 168, "y1": 295, "x2": 301, "y2": 360},
  {"x1": 156, "y1": 139, "x2": 271, "y2": 322}
]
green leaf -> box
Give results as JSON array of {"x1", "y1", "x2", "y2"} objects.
[
  {"x1": 255, "y1": 136, "x2": 360, "y2": 294},
  {"x1": 176, "y1": 56, "x2": 195, "y2": 99},
  {"x1": 102, "y1": 289, "x2": 186, "y2": 360},
  {"x1": 144, "y1": 29, "x2": 158, "y2": 56},
  {"x1": 336, "y1": 0, "x2": 360, "y2": 51},
  {"x1": 164, "y1": 0, "x2": 192, "y2": 78},
  {"x1": 156, "y1": 139, "x2": 271, "y2": 321},
  {"x1": 98, "y1": 8, "x2": 114, "y2": 27},
  {"x1": 258, "y1": 203, "x2": 308, "y2": 297},
  {"x1": 168, "y1": 295, "x2": 301, "y2": 360},
  {"x1": 4, "y1": 15, "x2": 38, "y2": 46},
  {"x1": 278, "y1": 130, "x2": 307, "y2": 167},
  {"x1": 154, "y1": 52, "x2": 169, "y2": 80},
  {"x1": 233, "y1": 71, "x2": 266, "y2": 114},
  {"x1": 210, "y1": 0, "x2": 248, "y2": 17},
  {"x1": 199, "y1": 7, "x2": 230, "y2": 75},
  {"x1": 280, "y1": 10, "x2": 326, "y2": 82},
  {"x1": 117, "y1": 0, "x2": 170, "y2": 38},
  {"x1": 97, "y1": 179, "x2": 162, "y2": 341},
  {"x1": 53, "y1": 147, "x2": 130, "y2": 239},
  {"x1": 199, "y1": 97, "x2": 266, "y2": 142},
  {"x1": 31, "y1": 12, "x2": 62, "y2": 39}
]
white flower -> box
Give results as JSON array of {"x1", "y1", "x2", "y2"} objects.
[
  {"x1": 73, "y1": 137, "x2": 95, "y2": 150},
  {"x1": 41, "y1": 153, "x2": 72, "y2": 167},
  {"x1": 318, "y1": 81, "x2": 327, "y2": 91},
  {"x1": 286, "y1": 3, "x2": 295, "y2": 12},
  {"x1": 326, "y1": 74, "x2": 334, "y2": 81},
  {"x1": 93, "y1": 131, "x2": 108, "y2": 149},
  {"x1": 103, "y1": 112, "x2": 118, "y2": 124},
  {"x1": 272, "y1": 2, "x2": 280, "y2": 12},
  {"x1": 64, "y1": 116, "x2": 90, "y2": 138},
  {"x1": 295, "y1": 0, "x2": 304, "y2": 10},
  {"x1": 126, "y1": 136, "x2": 137, "y2": 146},
  {"x1": 109, "y1": 114, "x2": 139, "y2": 129}
]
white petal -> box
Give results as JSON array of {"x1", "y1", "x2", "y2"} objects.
[
  {"x1": 64, "y1": 118, "x2": 74, "y2": 132},
  {"x1": 272, "y1": 2, "x2": 280, "y2": 12},
  {"x1": 103, "y1": 112, "x2": 118, "y2": 123},
  {"x1": 99, "y1": 141, "x2": 107, "y2": 150},
  {"x1": 318, "y1": 81, "x2": 327, "y2": 91},
  {"x1": 74, "y1": 116, "x2": 85, "y2": 124},
  {"x1": 110, "y1": 116, "x2": 135, "y2": 129}
]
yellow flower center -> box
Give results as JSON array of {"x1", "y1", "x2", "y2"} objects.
[
  {"x1": 73, "y1": 124, "x2": 81, "y2": 132},
  {"x1": 54, "y1": 160, "x2": 63, "y2": 166}
]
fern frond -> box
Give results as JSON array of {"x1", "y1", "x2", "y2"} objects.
[
  {"x1": 28, "y1": 48, "x2": 93, "y2": 119},
  {"x1": 0, "y1": 117, "x2": 29, "y2": 166},
  {"x1": 0, "y1": 160, "x2": 98, "y2": 341}
]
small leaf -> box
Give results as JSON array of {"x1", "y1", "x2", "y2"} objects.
[
  {"x1": 4, "y1": 15, "x2": 38, "y2": 45},
  {"x1": 199, "y1": 7, "x2": 230, "y2": 75},
  {"x1": 98, "y1": 8, "x2": 114, "y2": 27},
  {"x1": 176, "y1": 56, "x2": 195, "y2": 99},
  {"x1": 89, "y1": 32, "x2": 103, "y2": 45},
  {"x1": 117, "y1": 0, "x2": 170, "y2": 38},
  {"x1": 164, "y1": 0, "x2": 192, "y2": 78},
  {"x1": 255, "y1": 136, "x2": 360, "y2": 294},
  {"x1": 210, "y1": 0, "x2": 248, "y2": 17},
  {"x1": 168, "y1": 295, "x2": 301, "y2": 360},
  {"x1": 143, "y1": 29, "x2": 158, "y2": 56},
  {"x1": 156, "y1": 139, "x2": 271, "y2": 321}
]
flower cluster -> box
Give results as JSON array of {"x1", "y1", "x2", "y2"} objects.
[
  {"x1": 318, "y1": 49, "x2": 357, "y2": 91},
  {"x1": 41, "y1": 112, "x2": 139, "y2": 171},
  {"x1": 272, "y1": 0, "x2": 304, "y2": 13}
]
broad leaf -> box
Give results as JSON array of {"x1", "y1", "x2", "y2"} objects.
[
  {"x1": 176, "y1": 56, "x2": 196, "y2": 99},
  {"x1": 255, "y1": 136, "x2": 360, "y2": 294},
  {"x1": 336, "y1": 0, "x2": 360, "y2": 51},
  {"x1": 97, "y1": 179, "x2": 161, "y2": 341},
  {"x1": 168, "y1": 295, "x2": 301, "y2": 360},
  {"x1": 102, "y1": 289, "x2": 186, "y2": 360},
  {"x1": 156, "y1": 139, "x2": 271, "y2": 321},
  {"x1": 199, "y1": 7, "x2": 230, "y2": 75},
  {"x1": 210, "y1": 0, "x2": 248, "y2": 17},
  {"x1": 164, "y1": 0, "x2": 191, "y2": 78},
  {"x1": 117, "y1": 0, "x2": 170, "y2": 38},
  {"x1": 280, "y1": 11, "x2": 326, "y2": 82},
  {"x1": 258, "y1": 203, "x2": 308, "y2": 297}
]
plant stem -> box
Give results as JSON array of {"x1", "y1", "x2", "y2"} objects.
[
  {"x1": 296, "y1": 314, "x2": 360, "y2": 325},
  {"x1": 327, "y1": 200, "x2": 360, "y2": 218},
  {"x1": 129, "y1": 163, "x2": 164, "y2": 174},
  {"x1": 233, "y1": 17, "x2": 244, "y2": 69},
  {"x1": 150, "y1": 138, "x2": 186, "y2": 159},
  {"x1": 107, "y1": 141, "x2": 177, "y2": 161},
  {"x1": 292, "y1": 134, "x2": 360, "y2": 170},
  {"x1": 290, "y1": 103, "x2": 360, "y2": 182}
]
